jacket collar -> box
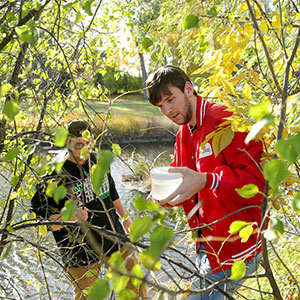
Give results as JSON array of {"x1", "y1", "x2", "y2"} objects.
[{"x1": 196, "y1": 95, "x2": 207, "y2": 128}]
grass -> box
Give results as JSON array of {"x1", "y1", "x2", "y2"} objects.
[
  {"x1": 18, "y1": 93, "x2": 178, "y2": 142},
  {"x1": 78, "y1": 93, "x2": 179, "y2": 140},
  {"x1": 87, "y1": 93, "x2": 162, "y2": 117},
  {"x1": 87, "y1": 101, "x2": 162, "y2": 117}
]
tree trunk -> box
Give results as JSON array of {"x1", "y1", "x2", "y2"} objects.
[{"x1": 138, "y1": 52, "x2": 147, "y2": 100}]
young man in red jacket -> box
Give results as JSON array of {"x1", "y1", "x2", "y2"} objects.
[{"x1": 146, "y1": 65, "x2": 265, "y2": 300}]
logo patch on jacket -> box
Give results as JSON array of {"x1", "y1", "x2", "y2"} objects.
[{"x1": 199, "y1": 143, "x2": 213, "y2": 158}]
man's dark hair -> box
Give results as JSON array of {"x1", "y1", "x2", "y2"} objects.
[
  {"x1": 146, "y1": 65, "x2": 197, "y2": 105},
  {"x1": 66, "y1": 119, "x2": 91, "y2": 137}
]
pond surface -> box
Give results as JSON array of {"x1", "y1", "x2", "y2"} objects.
[{"x1": 0, "y1": 142, "x2": 195, "y2": 300}]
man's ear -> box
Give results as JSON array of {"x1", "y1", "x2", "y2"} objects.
[{"x1": 184, "y1": 81, "x2": 194, "y2": 97}]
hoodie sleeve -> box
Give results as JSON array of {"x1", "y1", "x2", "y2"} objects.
[{"x1": 30, "y1": 177, "x2": 62, "y2": 219}]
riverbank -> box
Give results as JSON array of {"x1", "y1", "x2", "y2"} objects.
[{"x1": 65, "y1": 97, "x2": 179, "y2": 145}]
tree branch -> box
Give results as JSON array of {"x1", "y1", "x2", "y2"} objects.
[{"x1": 246, "y1": 0, "x2": 283, "y2": 97}]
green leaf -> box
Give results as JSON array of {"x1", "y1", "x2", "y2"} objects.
[
  {"x1": 182, "y1": 14, "x2": 199, "y2": 30},
  {"x1": 3, "y1": 101, "x2": 19, "y2": 121},
  {"x1": 131, "y1": 264, "x2": 144, "y2": 288},
  {"x1": 53, "y1": 185, "x2": 67, "y2": 204},
  {"x1": 249, "y1": 101, "x2": 271, "y2": 121},
  {"x1": 88, "y1": 279, "x2": 110, "y2": 300},
  {"x1": 118, "y1": 289, "x2": 137, "y2": 300},
  {"x1": 112, "y1": 143, "x2": 122, "y2": 156},
  {"x1": 0, "y1": 83, "x2": 13, "y2": 97},
  {"x1": 91, "y1": 151, "x2": 114, "y2": 195},
  {"x1": 276, "y1": 133, "x2": 300, "y2": 164},
  {"x1": 81, "y1": 129, "x2": 91, "y2": 141},
  {"x1": 231, "y1": 260, "x2": 246, "y2": 280},
  {"x1": 61, "y1": 200, "x2": 77, "y2": 221},
  {"x1": 86, "y1": 269, "x2": 97, "y2": 278},
  {"x1": 2, "y1": 241, "x2": 13, "y2": 259},
  {"x1": 141, "y1": 37, "x2": 153, "y2": 49},
  {"x1": 53, "y1": 127, "x2": 69, "y2": 147},
  {"x1": 6, "y1": 226, "x2": 15, "y2": 233},
  {"x1": 207, "y1": 7, "x2": 218, "y2": 17},
  {"x1": 11, "y1": 175, "x2": 19, "y2": 187},
  {"x1": 75, "y1": 11, "x2": 85, "y2": 23},
  {"x1": 134, "y1": 195, "x2": 159, "y2": 211},
  {"x1": 46, "y1": 181, "x2": 59, "y2": 198},
  {"x1": 236, "y1": 184, "x2": 259, "y2": 198},
  {"x1": 149, "y1": 226, "x2": 174, "y2": 259},
  {"x1": 229, "y1": 221, "x2": 248, "y2": 234},
  {"x1": 292, "y1": 192, "x2": 300, "y2": 213},
  {"x1": 108, "y1": 252, "x2": 126, "y2": 272},
  {"x1": 129, "y1": 216, "x2": 153, "y2": 242},
  {"x1": 15, "y1": 20, "x2": 37, "y2": 46},
  {"x1": 112, "y1": 275, "x2": 129, "y2": 293},
  {"x1": 4, "y1": 146, "x2": 20, "y2": 161},
  {"x1": 107, "y1": 252, "x2": 130, "y2": 293},
  {"x1": 239, "y1": 225, "x2": 253, "y2": 243},
  {"x1": 6, "y1": 11, "x2": 17, "y2": 22},
  {"x1": 263, "y1": 159, "x2": 290, "y2": 188},
  {"x1": 264, "y1": 218, "x2": 284, "y2": 240},
  {"x1": 138, "y1": 250, "x2": 161, "y2": 270},
  {"x1": 82, "y1": 0, "x2": 94, "y2": 16}
]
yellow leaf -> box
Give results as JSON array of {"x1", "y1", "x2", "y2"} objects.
[
  {"x1": 217, "y1": 120, "x2": 232, "y2": 128},
  {"x1": 254, "y1": 3, "x2": 262, "y2": 18},
  {"x1": 238, "y1": 1, "x2": 248, "y2": 14},
  {"x1": 232, "y1": 118, "x2": 249, "y2": 132},
  {"x1": 272, "y1": 14, "x2": 281, "y2": 29},
  {"x1": 243, "y1": 83, "x2": 252, "y2": 100},
  {"x1": 27, "y1": 280, "x2": 34, "y2": 285},
  {"x1": 287, "y1": 92, "x2": 300, "y2": 103},
  {"x1": 287, "y1": 176, "x2": 300, "y2": 184},
  {"x1": 260, "y1": 19, "x2": 268, "y2": 33},
  {"x1": 221, "y1": 80, "x2": 237, "y2": 96},
  {"x1": 274, "y1": 60, "x2": 285, "y2": 75},
  {"x1": 200, "y1": 130, "x2": 217, "y2": 150},
  {"x1": 252, "y1": 71, "x2": 259, "y2": 85},
  {"x1": 244, "y1": 23, "x2": 253, "y2": 38},
  {"x1": 290, "y1": 127, "x2": 300, "y2": 133},
  {"x1": 212, "y1": 126, "x2": 234, "y2": 157},
  {"x1": 296, "y1": 13, "x2": 300, "y2": 20},
  {"x1": 37, "y1": 225, "x2": 47, "y2": 237},
  {"x1": 232, "y1": 73, "x2": 247, "y2": 83},
  {"x1": 270, "y1": 196, "x2": 280, "y2": 210}
]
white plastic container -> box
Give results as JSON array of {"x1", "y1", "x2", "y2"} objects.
[{"x1": 150, "y1": 167, "x2": 182, "y2": 200}]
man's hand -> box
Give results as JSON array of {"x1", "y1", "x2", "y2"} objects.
[
  {"x1": 71, "y1": 207, "x2": 89, "y2": 222},
  {"x1": 122, "y1": 217, "x2": 132, "y2": 234},
  {"x1": 157, "y1": 167, "x2": 206, "y2": 206}
]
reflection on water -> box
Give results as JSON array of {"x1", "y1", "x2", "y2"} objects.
[{"x1": 0, "y1": 142, "x2": 195, "y2": 300}]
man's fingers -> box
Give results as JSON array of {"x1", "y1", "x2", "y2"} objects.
[
  {"x1": 168, "y1": 195, "x2": 185, "y2": 206},
  {"x1": 168, "y1": 167, "x2": 184, "y2": 174},
  {"x1": 159, "y1": 185, "x2": 183, "y2": 204}
]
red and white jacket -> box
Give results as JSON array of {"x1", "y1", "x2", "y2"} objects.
[{"x1": 171, "y1": 96, "x2": 265, "y2": 273}]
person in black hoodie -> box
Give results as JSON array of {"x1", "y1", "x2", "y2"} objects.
[{"x1": 31, "y1": 119, "x2": 147, "y2": 300}]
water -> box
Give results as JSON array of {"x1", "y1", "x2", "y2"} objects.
[{"x1": 0, "y1": 143, "x2": 195, "y2": 299}]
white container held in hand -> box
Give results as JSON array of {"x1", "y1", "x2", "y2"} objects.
[{"x1": 150, "y1": 167, "x2": 182, "y2": 201}]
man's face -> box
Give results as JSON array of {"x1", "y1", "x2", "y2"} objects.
[
  {"x1": 68, "y1": 133, "x2": 93, "y2": 164},
  {"x1": 156, "y1": 83, "x2": 193, "y2": 125}
]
